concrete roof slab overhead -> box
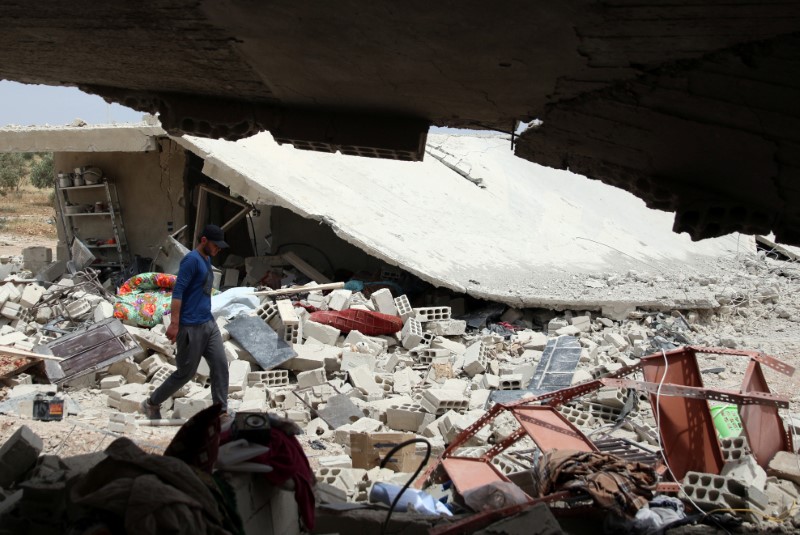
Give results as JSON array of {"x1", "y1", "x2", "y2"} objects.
[{"x1": 175, "y1": 131, "x2": 752, "y2": 310}]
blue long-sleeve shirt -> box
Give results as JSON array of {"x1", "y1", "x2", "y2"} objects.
[{"x1": 172, "y1": 250, "x2": 213, "y2": 325}]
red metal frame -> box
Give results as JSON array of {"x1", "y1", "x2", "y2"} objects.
[{"x1": 417, "y1": 346, "x2": 795, "y2": 490}]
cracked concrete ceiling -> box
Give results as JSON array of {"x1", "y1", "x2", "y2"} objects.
[{"x1": 1, "y1": 1, "x2": 799, "y2": 243}]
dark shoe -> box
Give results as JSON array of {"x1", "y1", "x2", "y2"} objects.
[{"x1": 139, "y1": 399, "x2": 162, "y2": 420}]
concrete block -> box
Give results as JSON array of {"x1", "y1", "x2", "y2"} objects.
[
  {"x1": 523, "y1": 332, "x2": 549, "y2": 351},
  {"x1": 681, "y1": 471, "x2": 747, "y2": 511},
  {"x1": 480, "y1": 373, "x2": 500, "y2": 389},
  {"x1": 595, "y1": 387, "x2": 628, "y2": 409},
  {"x1": 558, "y1": 405, "x2": 597, "y2": 428},
  {"x1": 391, "y1": 367, "x2": 420, "y2": 394},
  {"x1": 426, "y1": 319, "x2": 466, "y2": 336},
  {"x1": 0, "y1": 425, "x2": 43, "y2": 487},
  {"x1": 173, "y1": 397, "x2": 213, "y2": 420},
  {"x1": 341, "y1": 350, "x2": 376, "y2": 372},
  {"x1": 34, "y1": 306, "x2": 53, "y2": 324},
  {"x1": 547, "y1": 318, "x2": 568, "y2": 334},
  {"x1": 108, "y1": 412, "x2": 138, "y2": 434},
  {"x1": 302, "y1": 320, "x2": 341, "y2": 345},
  {"x1": 276, "y1": 299, "x2": 299, "y2": 326},
  {"x1": 326, "y1": 289, "x2": 353, "y2": 311},
  {"x1": 415, "y1": 347, "x2": 448, "y2": 365},
  {"x1": 370, "y1": 288, "x2": 397, "y2": 316},
  {"x1": 767, "y1": 451, "x2": 800, "y2": 486},
  {"x1": 462, "y1": 341, "x2": 488, "y2": 377},
  {"x1": 228, "y1": 360, "x2": 251, "y2": 393},
  {"x1": 393, "y1": 294, "x2": 415, "y2": 321},
  {"x1": 100, "y1": 375, "x2": 126, "y2": 390},
  {"x1": 0, "y1": 330, "x2": 26, "y2": 346},
  {"x1": 22, "y1": 246, "x2": 52, "y2": 267},
  {"x1": 247, "y1": 370, "x2": 290, "y2": 387},
  {"x1": 413, "y1": 307, "x2": 451, "y2": 323},
  {"x1": 720, "y1": 436, "x2": 751, "y2": 463},
  {"x1": 570, "y1": 315, "x2": 592, "y2": 332},
  {"x1": 604, "y1": 332, "x2": 629, "y2": 351},
  {"x1": 283, "y1": 342, "x2": 340, "y2": 371},
  {"x1": 401, "y1": 318, "x2": 424, "y2": 349},
  {"x1": 386, "y1": 404, "x2": 427, "y2": 432},
  {"x1": 0, "y1": 301, "x2": 21, "y2": 320},
  {"x1": 420, "y1": 389, "x2": 468, "y2": 416},
  {"x1": 297, "y1": 368, "x2": 327, "y2": 388},
  {"x1": 253, "y1": 299, "x2": 278, "y2": 324},
  {"x1": 349, "y1": 365, "x2": 383, "y2": 396},
  {"x1": 19, "y1": 284, "x2": 45, "y2": 308},
  {"x1": 498, "y1": 374, "x2": 523, "y2": 390},
  {"x1": 243, "y1": 383, "x2": 268, "y2": 402},
  {"x1": 556, "y1": 325, "x2": 581, "y2": 336},
  {"x1": 118, "y1": 392, "x2": 149, "y2": 413},
  {"x1": 93, "y1": 300, "x2": 114, "y2": 321},
  {"x1": 469, "y1": 389, "x2": 491, "y2": 410}
]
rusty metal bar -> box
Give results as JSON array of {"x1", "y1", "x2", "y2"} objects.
[
  {"x1": 740, "y1": 360, "x2": 793, "y2": 468},
  {"x1": 641, "y1": 348, "x2": 724, "y2": 480},
  {"x1": 602, "y1": 377, "x2": 789, "y2": 408},
  {"x1": 510, "y1": 406, "x2": 597, "y2": 454}
]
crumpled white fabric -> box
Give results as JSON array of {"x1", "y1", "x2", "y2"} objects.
[
  {"x1": 634, "y1": 495, "x2": 685, "y2": 532},
  {"x1": 211, "y1": 286, "x2": 259, "y2": 319},
  {"x1": 369, "y1": 482, "x2": 452, "y2": 516}
]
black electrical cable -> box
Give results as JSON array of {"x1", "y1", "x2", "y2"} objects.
[{"x1": 378, "y1": 438, "x2": 432, "y2": 535}]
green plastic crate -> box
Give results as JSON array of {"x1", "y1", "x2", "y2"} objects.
[{"x1": 710, "y1": 404, "x2": 743, "y2": 438}]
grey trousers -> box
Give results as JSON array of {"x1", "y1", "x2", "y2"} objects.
[{"x1": 149, "y1": 319, "x2": 229, "y2": 411}]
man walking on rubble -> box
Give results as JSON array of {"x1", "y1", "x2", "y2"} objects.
[{"x1": 140, "y1": 224, "x2": 230, "y2": 420}]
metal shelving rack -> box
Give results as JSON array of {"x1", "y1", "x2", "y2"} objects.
[{"x1": 55, "y1": 179, "x2": 131, "y2": 273}]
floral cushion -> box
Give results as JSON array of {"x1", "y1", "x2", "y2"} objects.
[{"x1": 113, "y1": 272, "x2": 177, "y2": 327}]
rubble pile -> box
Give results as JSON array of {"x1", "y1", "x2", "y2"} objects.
[{"x1": 1, "y1": 246, "x2": 800, "y2": 533}]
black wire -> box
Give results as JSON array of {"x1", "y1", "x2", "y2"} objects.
[
  {"x1": 247, "y1": 213, "x2": 258, "y2": 256},
  {"x1": 378, "y1": 438, "x2": 432, "y2": 535}
]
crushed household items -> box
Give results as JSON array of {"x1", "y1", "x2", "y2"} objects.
[{"x1": 2, "y1": 244, "x2": 800, "y2": 534}]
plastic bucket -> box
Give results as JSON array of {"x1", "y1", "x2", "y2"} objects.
[{"x1": 710, "y1": 404, "x2": 743, "y2": 438}]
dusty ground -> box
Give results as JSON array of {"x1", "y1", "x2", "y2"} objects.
[{"x1": 0, "y1": 185, "x2": 58, "y2": 256}]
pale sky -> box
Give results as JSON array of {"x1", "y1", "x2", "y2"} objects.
[{"x1": 0, "y1": 80, "x2": 142, "y2": 126}]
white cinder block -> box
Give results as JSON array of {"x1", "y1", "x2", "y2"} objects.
[
  {"x1": 303, "y1": 321, "x2": 341, "y2": 345},
  {"x1": 228, "y1": 360, "x2": 251, "y2": 392},
  {"x1": 326, "y1": 289, "x2": 353, "y2": 311},
  {"x1": 297, "y1": 368, "x2": 327, "y2": 388},
  {"x1": 370, "y1": 288, "x2": 397, "y2": 316}
]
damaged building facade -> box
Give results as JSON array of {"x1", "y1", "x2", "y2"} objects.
[{"x1": 1, "y1": 122, "x2": 800, "y2": 533}]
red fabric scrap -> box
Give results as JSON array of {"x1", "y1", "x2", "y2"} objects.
[
  {"x1": 309, "y1": 308, "x2": 403, "y2": 335},
  {"x1": 252, "y1": 429, "x2": 316, "y2": 531}
]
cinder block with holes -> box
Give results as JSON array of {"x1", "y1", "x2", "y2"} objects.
[
  {"x1": 680, "y1": 472, "x2": 748, "y2": 511},
  {"x1": 414, "y1": 307, "x2": 451, "y2": 322},
  {"x1": 394, "y1": 294, "x2": 415, "y2": 321},
  {"x1": 558, "y1": 405, "x2": 597, "y2": 428},
  {"x1": 420, "y1": 389, "x2": 468, "y2": 416},
  {"x1": 282, "y1": 322, "x2": 302, "y2": 345},
  {"x1": 462, "y1": 341, "x2": 488, "y2": 377},
  {"x1": 594, "y1": 387, "x2": 629, "y2": 409},
  {"x1": 415, "y1": 347, "x2": 448, "y2": 365},
  {"x1": 498, "y1": 374, "x2": 523, "y2": 390},
  {"x1": 401, "y1": 318, "x2": 424, "y2": 349},
  {"x1": 386, "y1": 404, "x2": 426, "y2": 432},
  {"x1": 254, "y1": 300, "x2": 278, "y2": 323},
  {"x1": 247, "y1": 370, "x2": 289, "y2": 387},
  {"x1": 720, "y1": 436, "x2": 751, "y2": 462}
]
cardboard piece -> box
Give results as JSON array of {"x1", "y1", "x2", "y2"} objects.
[{"x1": 350, "y1": 432, "x2": 417, "y2": 472}]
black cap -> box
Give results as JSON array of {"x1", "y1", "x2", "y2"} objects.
[{"x1": 201, "y1": 224, "x2": 229, "y2": 249}]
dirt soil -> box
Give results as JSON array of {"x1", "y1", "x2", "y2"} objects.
[{"x1": 0, "y1": 185, "x2": 58, "y2": 256}]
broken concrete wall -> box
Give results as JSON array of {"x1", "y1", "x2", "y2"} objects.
[{"x1": 53, "y1": 138, "x2": 186, "y2": 263}]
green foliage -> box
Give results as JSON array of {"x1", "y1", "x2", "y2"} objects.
[
  {"x1": 30, "y1": 153, "x2": 55, "y2": 189},
  {"x1": 0, "y1": 153, "x2": 26, "y2": 195},
  {"x1": 20, "y1": 152, "x2": 35, "y2": 161}
]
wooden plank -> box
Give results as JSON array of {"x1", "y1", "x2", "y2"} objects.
[
  {"x1": 251, "y1": 281, "x2": 344, "y2": 296},
  {"x1": 281, "y1": 251, "x2": 333, "y2": 284}
]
